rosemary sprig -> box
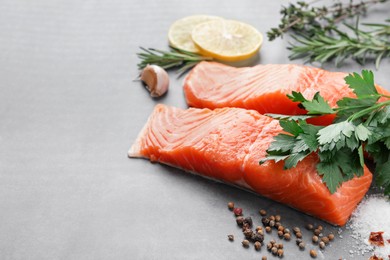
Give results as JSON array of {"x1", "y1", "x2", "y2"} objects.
[
  {"x1": 137, "y1": 47, "x2": 213, "y2": 75},
  {"x1": 288, "y1": 21, "x2": 390, "y2": 68},
  {"x1": 267, "y1": 0, "x2": 388, "y2": 41}
]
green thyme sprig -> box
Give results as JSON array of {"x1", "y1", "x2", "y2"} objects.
[
  {"x1": 267, "y1": 0, "x2": 388, "y2": 41},
  {"x1": 260, "y1": 70, "x2": 390, "y2": 195},
  {"x1": 288, "y1": 22, "x2": 390, "y2": 68},
  {"x1": 137, "y1": 47, "x2": 213, "y2": 75}
]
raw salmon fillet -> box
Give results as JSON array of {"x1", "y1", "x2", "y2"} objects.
[
  {"x1": 184, "y1": 62, "x2": 389, "y2": 125},
  {"x1": 129, "y1": 104, "x2": 372, "y2": 226}
]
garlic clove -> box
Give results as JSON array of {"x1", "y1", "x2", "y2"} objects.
[{"x1": 140, "y1": 65, "x2": 169, "y2": 97}]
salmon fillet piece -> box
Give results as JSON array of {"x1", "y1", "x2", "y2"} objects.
[
  {"x1": 129, "y1": 104, "x2": 372, "y2": 226},
  {"x1": 184, "y1": 62, "x2": 389, "y2": 125}
]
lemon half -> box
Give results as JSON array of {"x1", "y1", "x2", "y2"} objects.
[
  {"x1": 191, "y1": 19, "x2": 263, "y2": 61},
  {"x1": 168, "y1": 15, "x2": 222, "y2": 53}
]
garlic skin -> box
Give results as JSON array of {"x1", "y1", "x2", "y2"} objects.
[{"x1": 140, "y1": 65, "x2": 169, "y2": 97}]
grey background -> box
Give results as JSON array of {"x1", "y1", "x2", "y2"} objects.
[{"x1": 1, "y1": 0, "x2": 389, "y2": 259}]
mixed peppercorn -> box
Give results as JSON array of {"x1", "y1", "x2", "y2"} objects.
[{"x1": 227, "y1": 201, "x2": 338, "y2": 258}]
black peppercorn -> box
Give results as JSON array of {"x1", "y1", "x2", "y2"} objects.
[
  {"x1": 228, "y1": 234, "x2": 234, "y2": 241},
  {"x1": 251, "y1": 232, "x2": 264, "y2": 243},
  {"x1": 244, "y1": 229, "x2": 253, "y2": 239},
  {"x1": 243, "y1": 217, "x2": 253, "y2": 227}
]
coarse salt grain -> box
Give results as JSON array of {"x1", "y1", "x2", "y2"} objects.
[{"x1": 348, "y1": 194, "x2": 390, "y2": 258}]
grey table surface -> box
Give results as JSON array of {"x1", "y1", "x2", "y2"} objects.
[{"x1": 1, "y1": 1, "x2": 389, "y2": 259}]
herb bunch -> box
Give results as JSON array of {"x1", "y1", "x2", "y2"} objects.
[
  {"x1": 260, "y1": 70, "x2": 390, "y2": 195},
  {"x1": 137, "y1": 47, "x2": 213, "y2": 75},
  {"x1": 268, "y1": 0, "x2": 390, "y2": 67},
  {"x1": 267, "y1": 0, "x2": 388, "y2": 40},
  {"x1": 288, "y1": 21, "x2": 390, "y2": 68}
]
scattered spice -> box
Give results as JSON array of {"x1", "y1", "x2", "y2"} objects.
[
  {"x1": 278, "y1": 226, "x2": 284, "y2": 232},
  {"x1": 328, "y1": 233, "x2": 334, "y2": 241},
  {"x1": 267, "y1": 242, "x2": 273, "y2": 250},
  {"x1": 262, "y1": 256, "x2": 267, "y2": 260},
  {"x1": 254, "y1": 241, "x2": 261, "y2": 251},
  {"x1": 284, "y1": 228, "x2": 290, "y2": 234},
  {"x1": 306, "y1": 224, "x2": 314, "y2": 230},
  {"x1": 312, "y1": 235, "x2": 319, "y2": 243},
  {"x1": 266, "y1": 226, "x2": 272, "y2": 233},
  {"x1": 271, "y1": 246, "x2": 278, "y2": 255},
  {"x1": 242, "y1": 239, "x2": 250, "y2": 248},
  {"x1": 270, "y1": 239, "x2": 276, "y2": 245},
  {"x1": 228, "y1": 234, "x2": 234, "y2": 241},
  {"x1": 244, "y1": 229, "x2": 253, "y2": 239},
  {"x1": 319, "y1": 241, "x2": 325, "y2": 249},
  {"x1": 293, "y1": 227, "x2": 300, "y2": 234},
  {"x1": 313, "y1": 229, "x2": 321, "y2": 236},
  {"x1": 277, "y1": 248, "x2": 284, "y2": 257},
  {"x1": 296, "y1": 232, "x2": 302, "y2": 239},
  {"x1": 369, "y1": 232, "x2": 385, "y2": 247},
  {"x1": 283, "y1": 233, "x2": 291, "y2": 240},
  {"x1": 275, "y1": 222, "x2": 281, "y2": 229},
  {"x1": 228, "y1": 202, "x2": 234, "y2": 210},
  {"x1": 296, "y1": 239, "x2": 303, "y2": 245},
  {"x1": 277, "y1": 243, "x2": 283, "y2": 249},
  {"x1": 236, "y1": 216, "x2": 244, "y2": 226},
  {"x1": 269, "y1": 220, "x2": 275, "y2": 227},
  {"x1": 317, "y1": 225, "x2": 323, "y2": 232},
  {"x1": 262, "y1": 217, "x2": 270, "y2": 226},
  {"x1": 259, "y1": 209, "x2": 267, "y2": 216},
  {"x1": 310, "y1": 249, "x2": 318, "y2": 258},
  {"x1": 243, "y1": 217, "x2": 253, "y2": 228},
  {"x1": 233, "y1": 208, "x2": 243, "y2": 216},
  {"x1": 278, "y1": 230, "x2": 284, "y2": 237},
  {"x1": 256, "y1": 226, "x2": 263, "y2": 232},
  {"x1": 298, "y1": 242, "x2": 305, "y2": 250},
  {"x1": 251, "y1": 232, "x2": 264, "y2": 243},
  {"x1": 275, "y1": 215, "x2": 281, "y2": 222},
  {"x1": 321, "y1": 236, "x2": 329, "y2": 244}
]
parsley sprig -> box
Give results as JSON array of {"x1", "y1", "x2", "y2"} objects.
[{"x1": 260, "y1": 70, "x2": 390, "y2": 195}]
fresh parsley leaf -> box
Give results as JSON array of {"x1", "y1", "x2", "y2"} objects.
[
  {"x1": 302, "y1": 92, "x2": 335, "y2": 115},
  {"x1": 354, "y1": 124, "x2": 371, "y2": 141},
  {"x1": 265, "y1": 113, "x2": 314, "y2": 121},
  {"x1": 280, "y1": 120, "x2": 302, "y2": 136},
  {"x1": 317, "y1": 121, "x2": 354, "y2": 146},
  {"x1": 375, "y1": 159, "x2": 390, "y2": 196},
  {"x1": 287, "y1": 91, "x2": 307, "y2": 102},
  {"x1": 267, "y1": 134, "x2": 296, "y2": 153},
  {"x1": 344, "y1": 70, "x2": 379, "y2": 97},
  {"x1": 317, "y1": 161, "x2": 344, "y2": 194},
  {"x1": 284, "y1": 152, "x2": 309, "y2": 169}
]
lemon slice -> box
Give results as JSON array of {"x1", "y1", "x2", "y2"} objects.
[
  {"x1": 191, "y1": 19, "x2": 263, "y2": 61},
  {"x1": 168, "y1": 15, "x2": 222, "y2": 53}
]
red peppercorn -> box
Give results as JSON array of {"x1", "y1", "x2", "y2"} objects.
[{"x1": 234, "y1": 208, "x2": 243, "y2": 216}]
